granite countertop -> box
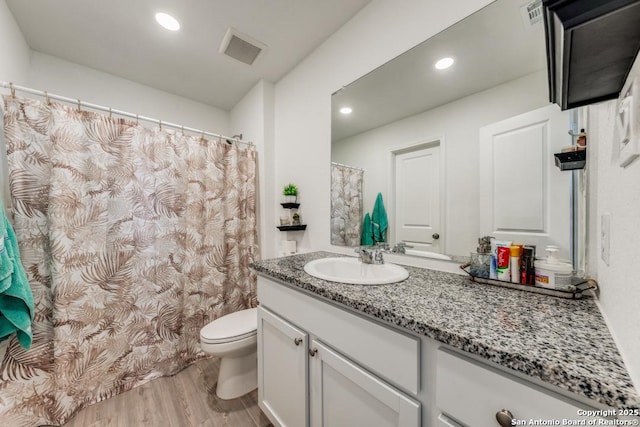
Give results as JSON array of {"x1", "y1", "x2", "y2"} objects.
[{"x1": 251, "y1": 251, "x2": 640, "y2": 410}]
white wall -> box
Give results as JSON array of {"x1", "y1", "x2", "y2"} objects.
[
  {"x1": 230, "y1": 80, "x2": 276, "y2": 260},
  {"x1": 272, "y1": 0, "x2": 493, "y2": 262},
  {"x1": 587, "y1": 56, "x2": 640, "y2": 390},
  {"x1": 332, "y1": 70, "x2": 548, "y2": 256},
  {"x1": 0, "y1": 0, "x2": 30, "y2": 85},
  {"x1": 28, "y1": 52, "x2": 229, "y2": 134}
]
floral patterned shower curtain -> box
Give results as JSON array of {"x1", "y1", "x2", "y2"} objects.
[
  {"x1": 330, "y1": 163, "x2": 364, "y2": 247},
  {"x1": 0, "y1": 95, "x2": 258, "y2": 426}
]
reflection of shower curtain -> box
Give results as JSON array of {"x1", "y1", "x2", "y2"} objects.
[
  {"x1": 0, "y1": 95, "x2": 258, "y2": 426},
  {"x1": 330, "y1": 163, "x2": 363, "y2": 246}
]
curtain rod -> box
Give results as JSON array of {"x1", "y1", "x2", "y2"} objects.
[
  {"x1": 0, "y1": 81, "x2": 253, "y2": 147},
  {"x1": 331, "y1": 161, "x2": 364, "y2": 171}
]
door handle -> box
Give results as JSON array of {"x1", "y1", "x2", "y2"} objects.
[{"x1": 432, "y1": 233, "x2": 440, "y2": 240}]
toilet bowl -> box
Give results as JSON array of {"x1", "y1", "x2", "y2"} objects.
[{"x1": 200, "y1": 307, "x2": 258, "y2": 400}]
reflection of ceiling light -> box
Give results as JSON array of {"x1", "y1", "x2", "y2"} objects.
[
  {"x1": 340, "y1": 107, "x2": 353, "y2": 115},
  {"x1": 435, "y1": 57, "x2": 454, "y2": 70},
  {"x1": 155, "y1": 12, "x2": 180, "y2": 31}
]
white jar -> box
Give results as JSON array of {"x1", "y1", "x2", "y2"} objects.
[{"x1": 534, "y1": 246, "x2": 573, "y2": 290}]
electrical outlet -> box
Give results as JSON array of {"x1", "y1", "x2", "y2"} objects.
[{"x1": 601, "y1": 213, "x2": 610, "y2": 266}]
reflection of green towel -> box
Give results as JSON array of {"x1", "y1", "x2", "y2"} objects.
[
  {"x1": 0, "y1": 200, "x2": 34, "y2": 349},
  {"x1": 361, "y1": 213, "x2": 373, "y2": 245},
  {"x1": 372, "y1": 192, "x2": 388, "y2": 243}
]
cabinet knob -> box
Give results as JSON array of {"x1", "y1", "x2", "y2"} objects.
[
  {"x1": 294, "y1": 337, "x2": 302, "y2": 346},
  {"x1": 309, "y1": 348, "x2": 318, "y2": 357},
  {"x1": 495, "y1": 409, "x2": 514, "y2": 427},
  {"x1": 432, "y1": 233, "x2": 440, "y2": 240}
]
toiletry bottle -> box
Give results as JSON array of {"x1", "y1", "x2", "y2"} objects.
[
  {"x1": 576, "y1": 129, "x2": 587, "y2": 150},
  {"x1": 534, "y1": 246, "x2": 573, "y2": 290},
  {"x1": 521, "y1": 246, "x2": 535, "y2": 285},
  {"x1": 496, "y1": 246, "x2": 511, "y2": 281},
  {"x1": 510, "y1": 245, "x2": 522, "y2": 284}
]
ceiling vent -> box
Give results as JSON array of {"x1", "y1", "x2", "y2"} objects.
[
  {"x1": 219, "y1": 28, "x2": 267, "y2": 66},
  {"x1": 521, "y1": 0, "x2": 543, "y2": 27}
]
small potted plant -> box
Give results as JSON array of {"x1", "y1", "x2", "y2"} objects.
[{"x1": 283, "y1": 183, "x2": 298, "y2": 203}]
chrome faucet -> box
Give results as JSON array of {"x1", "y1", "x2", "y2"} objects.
[
  {"x1": 391, "y1": 242, "x2": 414, "y2": 254},
  {"x1": 354, "y1": 247, "x2": 384, "y2": 264}
]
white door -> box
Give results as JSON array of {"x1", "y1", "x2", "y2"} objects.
[
  {"x1": 257, "y1": 307, "x2": 308, "y2": 427},
  {"x1": 479, "y1": 104, "x2": 571, "y2": 260},
  {"x1": 309, "y1": 340, "x2": 420, "y2": 427},
  {"x1": 394, "y1": 144, "x2": 442, "y2": 254}
]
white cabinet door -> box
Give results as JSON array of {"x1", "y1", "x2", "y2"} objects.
[
  {"x1": 309, "y1": 340, "x2": 420, "y2": 427},
  {"x1": 436, "y1": 350, "x2": 602, "y2": 426},
  {"x1": 257, "y1": 307, "x2": 308, "y2": 427}
]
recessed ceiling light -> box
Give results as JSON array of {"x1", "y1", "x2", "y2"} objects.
[
  {"x1": 155, "y1": 12, "x2": 180, "y2": 31},
  {"x1": 435, "y1": 57, "x2": 454, "y2": 70},
  {"x1": 340, "y1": 107, "x2": 353, "y2": 115}
]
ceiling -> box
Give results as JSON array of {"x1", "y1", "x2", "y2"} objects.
[
  {"x1": 331, "y1": 0, "x2": 548, "y2": 141},
  {"x1": 6, "y1": 0, "x2": 371, "y2": 110}
]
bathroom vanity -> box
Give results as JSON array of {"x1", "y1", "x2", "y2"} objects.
[{"x1": 252, "y1": 252, "x2": 640, "y2": 427}]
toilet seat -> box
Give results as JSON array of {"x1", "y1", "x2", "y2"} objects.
[{"x1": 200, "y1": 307, "x2": 257, "y2": 344}]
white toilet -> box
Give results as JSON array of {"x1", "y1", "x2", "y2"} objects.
[{"x1": 200, "y1": 307, "x2": 258, "y2": 400}]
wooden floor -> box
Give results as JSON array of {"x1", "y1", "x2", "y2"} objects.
[{"x1": 62, "y1": 358, "x2": 273, "y2": 427}]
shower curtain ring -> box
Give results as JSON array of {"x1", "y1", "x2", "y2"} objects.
[
  {"x1": 159, "y1": 120, "x2": 162, "y2": 130},
  {"x1": 44, "y1": 91, "x2": 51, "y2": 105},
  {"x1": 201, "y1": 130, "x2": 205, "y2": 141},
  {"x1": 109, "y1": 107, "x2": 112, "y2": 118},
  {"x1": 77, "y1": 99, "x2": 81, "y2": 111},
  {"x1": 136, "y1": 114, "x2": 139, "y2": 125},
  {"x1": 9, "y1": 82, "x2": 15, "y2": 98},
  {"x1": 181, "y1": 125, "x2": 184, "y2": 136}
]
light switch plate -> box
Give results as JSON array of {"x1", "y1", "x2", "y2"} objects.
[
  {"x1": 601, "y1": 213, "x2": 610, "y2": 266},
  {"x1": 617, "y1": 75, "x2": 640, "y2": 167}
]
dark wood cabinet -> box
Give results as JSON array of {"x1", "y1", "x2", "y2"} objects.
[{"x1": 544, "y1": 0, "x2": 640, "y2": 110}]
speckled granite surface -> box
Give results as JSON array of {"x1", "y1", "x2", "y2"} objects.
[{"x1": 251, "y1": 251, "x2": 640, "y2": 410}]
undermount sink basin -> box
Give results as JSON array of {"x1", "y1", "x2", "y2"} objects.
[{"x1": 303, "y1": 257, "x2": 409, "y2": 285}]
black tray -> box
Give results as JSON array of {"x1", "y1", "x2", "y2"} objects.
[{"x1": 460, "y1": 263, "x2": 597, "y2": 299}]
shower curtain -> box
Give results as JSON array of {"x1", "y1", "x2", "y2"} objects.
[
  {"x1": 0, "y1": 95, "x2": 258, "y2": 426},
  {"x1": 330, "y1": 163, "x2": 363, "y2": 246}
]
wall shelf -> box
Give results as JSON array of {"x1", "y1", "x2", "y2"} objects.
[
  {"x1": 277, "y1": 225, "x2": 307, "y2": 231},
  {"x1": 281, "y1": 203, "x2": 300, "y2": 209}
]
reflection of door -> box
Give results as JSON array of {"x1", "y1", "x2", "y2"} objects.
[
  {"x1": 394, "y1": 144, "x2": 441, "y2": 254},
  {"x1": 479, "y1": 104, "x2": 571, "y2": 259}
]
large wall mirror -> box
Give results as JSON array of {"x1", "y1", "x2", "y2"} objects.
[{"x1": 330, "y1": 0, "x2": 580, "y2": 261}]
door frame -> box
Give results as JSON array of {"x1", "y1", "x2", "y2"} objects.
[{"x1": 387, "y1": 136, "x2": 446, "y2": 254}]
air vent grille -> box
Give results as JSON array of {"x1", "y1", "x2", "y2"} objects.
[
  {"x1": 522, "y1": 0, "x2": 543, "y2": 26},
  {"x1": 219, "y1": 28, "x2": 267, "y2": 66}
]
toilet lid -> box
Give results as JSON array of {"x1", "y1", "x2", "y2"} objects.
[{"x1": 200, "y1": 307, "x2": 257, "y2": 344}]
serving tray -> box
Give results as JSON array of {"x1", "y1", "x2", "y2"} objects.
[{"x1": 460, "y1": 263, "x2": 598, "y2": 299}]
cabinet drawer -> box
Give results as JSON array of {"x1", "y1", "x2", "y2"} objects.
[
  {"x1": 436, "y1": 349, "x2": 602, "y2": 426},
  {"x1": 258, "y1": 276, "x2": 420, "y2": 394}
]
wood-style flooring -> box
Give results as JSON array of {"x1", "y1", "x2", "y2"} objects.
[{"x1": 62, "y1": 357, "x2": 273, "y2": 427}]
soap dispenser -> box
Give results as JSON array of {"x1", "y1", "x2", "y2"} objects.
[{"x1": 534, "y1": 246, "x2": 573, "y2": 290}]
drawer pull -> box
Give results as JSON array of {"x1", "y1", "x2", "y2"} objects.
[
  {"x1": 309, "y1": 348, "x2": 318, "y2": 357},
  {"x1": 496, "y1": 409, "x2": 514, "y2": 426},
  {"x1": 294, "y1": 337, "x2": 302, "y2": 346}
]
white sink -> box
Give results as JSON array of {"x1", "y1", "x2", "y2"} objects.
[{"x1": 303, "y1": 257, "x2": 409, "y2": 285}]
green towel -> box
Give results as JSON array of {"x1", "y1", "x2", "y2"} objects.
[
  {"x1": 371, "y1": 192, "x2": 388, "y2": 243},
  {"x1": 360, "y1": 213, "x2": 373, "y2": 245},
  {"x1": 0, "y1": 200, "x2": 34, "y2": 349}
]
